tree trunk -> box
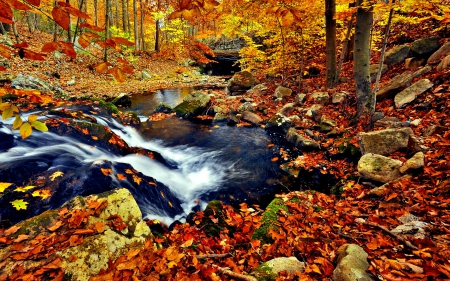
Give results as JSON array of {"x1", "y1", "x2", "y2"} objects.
[
  {"x1": 12, "y1": 19, "x2": 20, "y2": 44},
  {"x1": 334, "y1": 14, "x2": 354, "y2": 85},
  {"x1": 121, "y1": 0, "x2": 127, "y2": 32},
  {"x1": 0, "y1": 23, "x2": 6, "y2": 35},
  {"x1": 325, "y1": 0, "x2": 337, "y2": 88},
  {"x1": 114, "y1": 0, "x2": 119, "y2": 27},
  {"x1": 104, "y1": 0, "x2": 111, "y2": 61},
  {"x1": 53, "y1": 0, "x2": 58, "y2": 41},
  {"x1": 26, "y1": 12, "x2": 35, "y2": 33},
  {"x1": 94, "y1": 0, "x2": 98, "y2": 26},
  {"x1": 133, "y1": 0, "x2": 139, "y2": 50},
  {"x1": 354, "y1": 0, "x2": 373, "y2": 122},
  {"x1": 66, "y1": 0, "x2": 72, "y2": 42},
  {"x1": 126, "y1": 0, "x2": 131, "y2": 34},
  {"x1": 154, "y1": 0, "x2": 160, "y2": 51},
  {"x1": 140, "y1": 0, "x2": 145, "y2": 50}
]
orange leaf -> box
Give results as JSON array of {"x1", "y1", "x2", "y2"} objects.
[
  {"x1": 5, "y1": 225, "x2": 19, "y2": 236},
  {"x1": 4, "y1": 0, "x2": 31, "y2": 11},
  {"x1": 23, "y1": 49, "x2": 46, "y2": 61},
  {"x1": 132, "y1": 174, "x2": 142, "y2": 185},
  {"x1": 73, "y1": 229, "x2": 95, "y2": 235},
  {"x1": 41, "y1": 42, "x2": 59, "y2": 53},
  {"x1": 79, "y1": 23, "x2": 104, "y2": 32},
  {"x1": 93, "y1": 222, "x2": 105, "y2": 233},
  {"x1": 101, "y1": 168, "x2": 112, "y2": 176},
  {"x1": 64, "y1": 6, "x2": 90, "y2": 19},
  {"x1": 111, "y1": 37, "x2": 135, "y2": 46},
  {"x1": 59, "y1": 42, "x2": 76, "y2": 59},
  {"x1": 52, "y1": 6, "x2": 69, "y2": 30},
  {"x1": 48, "y1": 221, "x2": 63, "y2": 232},
  {"x1": 117, "y1": 174, "x2": 126, "y2": 180},
  {"x1": 125, "y1": 169, "x2": 134, "y2": 174},
  {"x1": 13, "y1": 234, "x2": 29, "y2": 243},
  {"x1": 271, "y1": 157, "x2": 279, "y2": 162},
  {"x1": 78, "y1": 34, "x2": 91, "y2": 48},
  {"x1": 95, "y1": 62, "x2": 110, "y2": 73}
]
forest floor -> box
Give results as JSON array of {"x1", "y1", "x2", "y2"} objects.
[{"x1": 1, "y1": 24, "x2": 450, "y2": 280}]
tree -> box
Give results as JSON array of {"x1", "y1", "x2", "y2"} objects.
[
  {"x1": 133, "y1": 0, "x2": 139, "y2": 50},
  {"x1": 353, "y1": 0, "x2": 373, "y2": 122},
  {"x1": 325, "y1": 0, "x2": 336, "y2": 88}
]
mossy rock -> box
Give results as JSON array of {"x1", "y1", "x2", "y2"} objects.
[
  {"x1": 173, "y1": 91, "x2": 211, "y2": 118},
  {"x1": 201, "y1": 200, "x2": 234, "y2": 237},
  {"x1": 153, "y1": 102, "x2": 173, "y2": 113},
  {"x1": 334, "y1": 138, "x2": 361, "y2": 159},
  {"x1": 91, "y1": 98, "x2": 119, "y2": 115},
  {"x1": 251, "y1": 198, "x2": 289, "y2": 244},
  {"x1": 252, "y1": 263, "x2": 277, "y2": 281}
]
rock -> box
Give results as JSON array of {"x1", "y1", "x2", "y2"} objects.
[
  {"x1": 241, "y1": 111, "x2": 262, "y2": 125},
  {"x1": 370, "y1": 64, "x2": 388, "y2": 81},
  {"x1": 227, "y1": 111, "x2": 240, "y2": 126},
  {"x1": 237, "y1": 102, "x2": 255, "y2": 113},
  {"x1": 286, "y1": 128, "x2": 320, "y2": 150},
  {"x1": 153, "y1": 102, "x2": 173, "y2": 113},
  {"x1": 311, "y1": 92, "x2": 330, "y2": 105},
  {"x1": 371, "y1": 111, "x2": 385, "y2": 123},
  {"x1": 332, "y1": 244, "x2": 375, "y2": 281},
  {"x1": 427, "y1": 41, "x2": 450, "y2": 64},
  {"x1": 295, "y1": 93, "x2": 306, "y2": 105},
  {"x1": 305, "y1": 104, "x2": 323, "y2": 118},
  {"x1": 0, "y1": 60, "x2": 10, "y2": 69},
  {"x1": 0, "y1": 35, "x2": 14, "y2": 46},
  {"x1": 0, "y1": 73, "x2": 14, "y2": 83},
  {"x1": 227, "y1": 71, "x2": 257, "y2": 95},
  {"x1": 213, "y1": 112, "x2": 227, "y2": 122},
  {"x1": 411, "y1": 36, "x2": 441, "y2": 57},
  {"x1": 265, "y1": 113, "x2": 292, "y2": 133},
  {"x1": 384, "y1": 45, "x2": 410, "y2": 65},
  {"x1": 405, "y1": 57, "x2": 426, "y2": 69},
  {"x1": 392, "y1": 213, "x2": 428, "y2": 239},
  {"x1": 67, "y1": 78, "x2": 76, "y2": 86},
  {"x1": 376, "y1": 66, "x2": 431, "y2": 100},
  {"x1": 274, "y1": 86, "x2": 293, "y2": 98},
  {"x1": 247, "y1": 83, "x2": 268, "y2": 95},
  {"x1": 111, "y1": 93, "x2": 132, "y2": 107},
  {"x1": 332, "y1": 91, "x2": 347, "y2": 104},
  {"x1": 394, "y1": 79, "x2": 433, "y2": 108},
  {"x1": 437, "y1": 54, "x2": 450, "y2": 71},
  {"x1": 173, "y1": 91, "x2": 211, "y2": 118},
  {"x1": 358, "y1": 153, "x2": 403, "y2": 182},
  {"x1": 321, "y1": 116, "x2": 337, "y2": 127},
  {"x1": 278, "y1": 103, "x2": 295, "y2": 116},
  {"x1": 358, "y1": 127, "x2": 413, "y2": 155},
  {"x1": 400, "y1": 152, "x2": 424, "y2": 174},
  {"x1": 141, "y1": 70, "x2": 151, "y2": 79},
  {"x1": 253, "y1": 257, "x2": 305, "y2": 280},
  {"x1": 410, "y1": 119, "x2": 421, "y2": 126},
  {"x1": 11, "y1": 74, "x2": 55, "y2": 92}
]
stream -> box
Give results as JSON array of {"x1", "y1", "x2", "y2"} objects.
[{"x1": 0, "y1": 87, "x2": 286, "y2": 226}]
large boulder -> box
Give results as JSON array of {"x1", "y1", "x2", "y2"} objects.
[
  {"x1": 173, "y1": 91, "x2": 211, "y2": 118},
  {"x1": 286, "y1": 127, "x2": 320, "y2": 150},
  {"x1": 227, "y1": 71, "x2": 257, "y2": 95},
  {"x1": 370, "y1": 64, "x2": 388, "y2": 81},
  {"x1": 358, "y1": 153, "x2": 403, "y2": 182},
  {"x1": 11, "y1": 74, "x2": 55, "y2": 92},
  {"x1": 400, "y1": 152, "x2": 424, "y2": 174},
  {"x1": 427, "y1": 41, "x2": 450, "y2": 64},
  {"x1": 111, "y1": 93, "x2": 132, "y2": 107},
  {"x1": 332, "y1": 244, "x2": 374, "y2": 281},
  {"x1": 273, "y1": 86, "x2": 293, "y2": 99},
  {"x1": 253, "y1": 257, "x2": 305, "y2": 280},
  {"x1": 411, "y1": 36, "x2": 441, "y2": 58},
  {"x1": 405, "y1": 57, "x2": 426, "y2": 70},
  {"x1": 384, "y1": 45, "x2": 410, "y2": 65},
  {"x1": 241, "y1": 111, "x2": 262, "y2": 125},
  {"x1": 265, "y1": 113, "x2": 292, "y2": 133},
  {"x1": 0, "y1": 188, "x2": 151, "y2": 281},
  {"x1": 358, "y1": 127, "x2": 413, "y2": 155},
  {"x1": 394, "y1": 79, "x2": 433, "y2": 108},
  {"x1": 311, "y1": 92, "x2": 330, "y2": 105}
]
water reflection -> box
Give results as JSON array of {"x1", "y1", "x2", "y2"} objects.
[{"x1": 130, "y1": 88, "x2": 192, "y2": 116}]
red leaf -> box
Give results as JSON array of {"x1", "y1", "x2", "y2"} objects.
[
  {"x1": 64, "y1": 6, "x2": 90, "y2": 19},
  {"x1": 0, "y1": 66, "x2": 6, "y2": 71},
  {"x1": 4, "y1": 0, "x2": 31, "y2": 10},
  {"x1": 0, "y1": 16, "x2": 14, "y2": 24},
  {"x1": 14, "y1": 41, "x2": 29, "y2": 48},
  {"x1": 119, "y1": 64, "x2": 134, "y2": 74},
  {"x1": 84, "y1": 31, "x2": 101, "y2": 38},
  {"x1": 59, "y1": 42, "x2": 76, "y2": 59},
  {"x1": 23, "y1": 49, "x2": 46, "y2": 61},
  {"x1": 0, "y1": 1, "x2": 13, "y2": 20},
  {"x1": 79, "y1": 23, "x2": 104, "y2": 32},
  {"x1": 52, "y1": 6, "x2": 70, "y2": 30},
  {"x1": 56, "y1": 1, "x2": 70, "y2": 7},
  {"x1": 107, "y1": 67, "x2": 126, "y2": 83},
  {"x1": 41, "y1": 42, "x2": 60, "y2": 53},
  {"x1": 25, "y1": 0, "x2": 40, "y2": 6}
]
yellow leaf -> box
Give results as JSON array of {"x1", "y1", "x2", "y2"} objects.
[
  {"x1": 50, "y1": 171, "x2": 64, "y2": 181},
  {"x1": 132, "y1": 174, "x2": 142, "y2": 185},
  {"x1": 280, "y1": 10, "x2": 295, "y2": 27},
  {"x1": 31, "y1": 120, "x2": 48, "y2": 132},
  {"x1": 32, "y1": 189, "x2": 51, "y2": 199},
  {"x1": 181, "y1": 238, "x2": 193, "y2": 247},
  {"x1": 20, "y1": 122, "x2": 32, "y2": 139},
  {"x1": 15, "y1": 186, "x2": 35, "y2": 192},
  {"x1": 12, "y1": 115, "x2": 23, "y2": 129},
  {"x1": 28, "y1": 115, "x2": 38, "y2": 122},
  {"x1": 0, "y1": 182, "x2": 13, "y2": 193},
  {"x1": 11, "y1": 199, "x2": 28, "y2": 210},
  {"x1": 2, "y1": 104, "x2": 18, "y2": 120}
]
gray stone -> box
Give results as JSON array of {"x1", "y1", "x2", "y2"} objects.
[
  {"x1": 111, "y1": 93, "x2": 132, "y2": 107},
  {"x1": 173, "y1": 91, "x2": 211, "y2": 118},
  {"x1": 392, "y1": 214, "x2": 428, "y2": 239},
  {"x1": 274, "y1": 86, "x2": 293, "y2": 98},
  {"x1": 427, "y1": 41, "x2": 450, "y2": 64},
  {"x1": 247, "y1": 83, "x2": 268, "y2": 95},
  {"x1": 405, "y1": 57, "x2": 426, "y2": 70},
  {"x1": 265, "y1": 113, "x2": 292, "y2": 133},
  {"x1": 332, "y1": 244, "x2": 374, "y2": 281},
  {"x1": 241, "y1": 111, "x2": 262, "y2": 125},
  {"x1": 0, "y1": 35, "x2": 14, "y2": 46},
  {"x1": 153, "y1": 102, "x2": 173, "y2": 113},
  {"x1": 358, "y1": 127, "x2": 413, "y2": 155},
  {"x1": 278, "y1": 103, "x2": 295, "y2": 116},
  {"x1": 295, "y1": 93, "x2": 307, "y2": 105},
  {"x1": 254, "y1": 257, "x2": 305, "y2": 280},
  {"x1": 394, "y1": 79, "x2": 433, "y2": 108},
  {"x1": 370, "y1": 64, "x2": 389, "y2": 81},
  {"x1": 67, "y1": 79, "x2": 76, "y2": 86},
  {"x1": 358, "y1": 153, "x2": 403, "y2": 182},
  {"x1": 332, "y1": 91, "x2": 347, "y2": 104},
  {"x1": 286, "y1": 127, "x2": 320, "y2": 150},
  {"x1": 321, "y1": 116, "x2": 337, "y2": 127},
  {"x1": 311, "y1": 92, "x2": 330, "y2": 105},
  {"x1": 227, "y1": 71, "x2": 257, "y2": 95},
  {"x1": 141, "y1": 71, "x2": 151, "y2": 79},
  {"x1": 437, "y1": 54, "x2": 450, "y2": 71},
  {"x1": 410, "y1": 119, "x2": 421, "y2": 126},
  {"x1": 306, "y1": 104, "x2": 323, "y2": 118},
  {"x1": 385, "y1": 45, "x2": 410, "y2": 65},
  {"x1": 237, "y1": 102, "x2": 255, "y2": 113},
  {"x1": 371, "y1": 111, "x2": 385, "y2": 123},
  {"x1": 411, "y1": 36, "x2": 441, "y2": 57},
  {"x1": 213, "y1": 112, "x2": 227, "y2": 122},
  {"x1": 11, "y1": 74, "x2": 55, "y2": 92},
  {"x1": 0, "y1": 73, "x2": 14, "y2": 83},
  {"x1": 400, "y1": 152, "x2": 424, "y2": 174}
]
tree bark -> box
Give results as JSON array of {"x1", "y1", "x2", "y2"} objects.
[
  {"x1": 133, "y1": 0, "x2": 139, "y2": 50},
  {"x1": 114, "y1": 0, "x2": 119, "y2": 27},
  {"x1": 126, "y1": 0, "x2": 131, "y2": 34},
  {"x1": 140, "y1": 0, "x2": 145, "y2": 50},
  {"x1": 66, "y1": 0, "x2": 72, "y2": 42},
  {"x1": 354, "y1": 0, "x2": 373, "y2": 122},
  {"x1": 104, "y1": 0, "x2": 111, "y2": 61},
  {"x1": 154, "y1": 0, "x2": 160, "y2": 51},
  {"x1": 53, "y1": 0, "x2": 58, "y2": 41},
  {"x1": 94, "y1": 0, "x2": 98, "y2": 26},
  {"x1": 26, "y1": 12, "x2": 35, "y2": 33},
  {"x1": 334, "y1": 14, "x2": 354, "y2": 85},
  {"x1": 325, "y1": 0, "x2": 337, "y2": 88},
  {"x1": 0, "y1": 23, "x2": 6, "y2": 35},
  {"x1": 121, "y1": 0, "x2": 127, "y2": 32}
]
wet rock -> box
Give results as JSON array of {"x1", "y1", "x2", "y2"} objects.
[
  {"x1": 227, "y1": 111, "x2": 240, "y2": 126},
  {"x1": 241, "y1": 111, "x2": 262, "y2": 125},
  {"x1": 213, "y1": 112, "x2": 227, "y2": 122},
  {"x1": 427, "y1": 41, "x2": 450, "y2": 64},
  {"x1": 11, "y1": 74, "x2": 55, "y2": 92},
  {"x1": 174, "y1": 91, "x2": 211, "y2": 118},
  {"x1": 274, "y1": 86, "x2": 293, "y2": 99},
  {"x1": 371, "y1": 111, "x2": 385, "y2": 123},
  {"x1": 411, "y1": 36, "x2": 441, "y2": 57},
  {"x1": 394, "y1": 79, "x2": 433, "y2": 108},
  {"x1": 278, "y1": 103, "x2": 295, "y2": 116},
  {"x1": 265, "y1": 113, "x2": 291, "y2": 133},
  {"x1": 370, "y1": 64, "x2": 388, "y2": 81},
  {"x1": 332, "y1": 244, "x2": 374, "y2": 281},
  {"x1": 385, "y1": 44, "x2": 410, "y2": 65},
  {"x1": 321, "y1": 116, "x2": 337, "y2": 127},
  {"x1": 358, "y1": 153, "x2": 403, "y2": 183},
  {"x1": 358, "y1": 127, "x2": 413, "y2": 155},
  {"x1": 400, "y1": 152, "x2": 424, "y2": 174},
  {"x1": 286, "y1": 127, "x2": 320, "y2": 150},
  {"x1": 247, "y1": 83, "x2": 268, "y2": 95},
  {"x1": 153, "y1": 102, "x2": 173, "y2": 113},
  {"x1": 305, "y1": 104, "x2": 323, "y2": 118},
  {"x1": 311, "y1": 92, "x2": 330, "y2": 105},
  {"x1": 295, "y1": 93, "x2": 306, "y2": 105},
  {"x1": 111, "y1": 93, "x2": 132, "y2": 107},
  {"x1": 332, "y1": 91, "x2": 347, "y2": 104},
  {"x1": 237, "y1": 102, "x2": 255, "y2": 113},
  {"x1": 405, "y1": 57, "x2": 426, "y2": 69},
  {"x1": 227, "y1": 71, "x2": 257, "y2": 95},
  {"x1": 253, "y1": 257, "x2": 305, "y2": 280},
  {"x1": 437, "y1": 54, "x2": 450, "y2": 71}
]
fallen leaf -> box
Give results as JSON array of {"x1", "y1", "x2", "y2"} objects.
[{"x1": 50, "y1": 171, "x2": 64, "y2": 181}]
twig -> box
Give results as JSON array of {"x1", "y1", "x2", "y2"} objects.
[
  {"x1": 355, "y1": 218, "x2": 418, "y2": 250},
  {"x1": 212, "y1": 265, "x2": 258, "y2": 281},
  {"x1": 196, "y1": 253, "x2": 232, "y2": 259}
]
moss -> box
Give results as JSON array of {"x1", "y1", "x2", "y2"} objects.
[
  {"x1": 98, "y1": 100, "x2": 119, "y2": 114},
  {"x1": 201, "y1": 200, "x2": 234, "y2": 237},
  {"x1": 15, "y1": 210, "x2": 59, "y2": 237},
  {"x1": 252, "y1": 263, "x2": 277, "y2": 281},
  {"x1": 251, "y1": 198, "x2": 289, "y2": 244},
  {"x1": 330, "y1": 184, "x2": 344, "y2": 198},
  {"x1": 335, "y1": 138, "x2": 361, "y2": 158}
]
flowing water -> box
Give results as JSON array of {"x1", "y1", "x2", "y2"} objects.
[{"x1": 0, "y1": 88, "x2": 284, "y2": 225}]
